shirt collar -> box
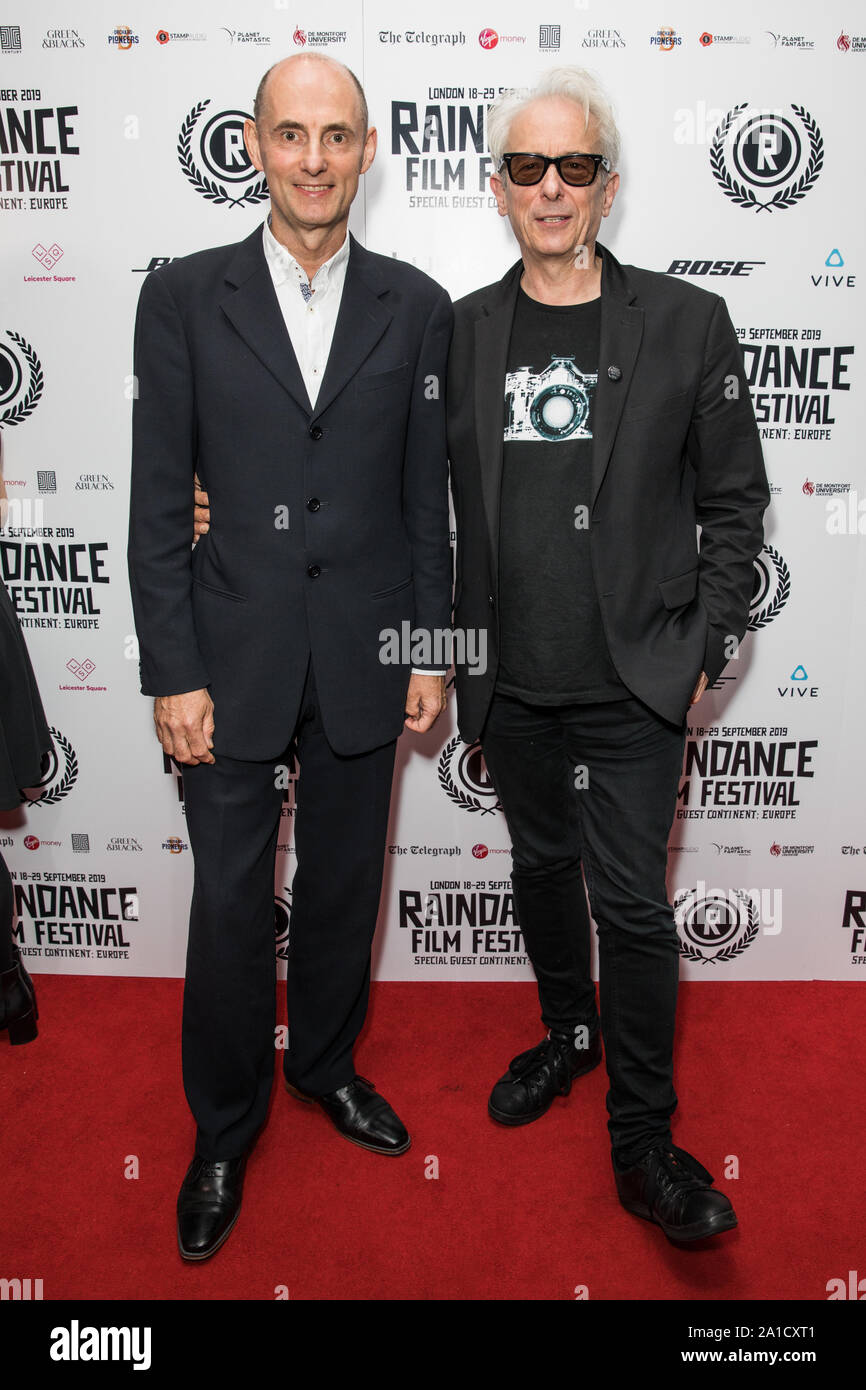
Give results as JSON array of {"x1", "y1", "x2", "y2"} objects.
[{"x1": 262, "y1": 216, "x2": 350, "y2": 295}]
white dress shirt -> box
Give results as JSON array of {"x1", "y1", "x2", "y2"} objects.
[
  {"x1": 260, "y1": 218, "x2": 446, "y2": 680},
  {"x1": 262, "y1": 217, "x2": 349, "y2": 409}
]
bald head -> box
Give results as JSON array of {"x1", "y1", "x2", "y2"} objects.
[{"x1": 254, "y1": 53, "x2": 368, "y2": 133}]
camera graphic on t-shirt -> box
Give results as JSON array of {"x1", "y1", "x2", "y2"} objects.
[{"x1": 504, "y1": 355, "x2": 598, "y2": 443}]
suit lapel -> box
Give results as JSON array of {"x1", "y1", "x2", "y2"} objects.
[
  {"x1": 474, "y1": 262, "x2": 522, "y2": 590},
  {"x1": 591, "y1": 242, "x2": 644, "y2": 505},
  {"x1": 312, "y1": 235, "x2": 393, "y2": 420},
  {"x1": 220, "y1": 226, "x2": 312, "y2": 415}
]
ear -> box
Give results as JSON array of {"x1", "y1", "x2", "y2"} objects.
[
  {"x1": 360, "y1": 125, "x2": 377, "y2": 175},
  {"x1": 244, "y1": 118, "x2": 264, "y2": 173},
  {"x1": 489, "y1": 171, "x2": 508, "y2": 219},
  {"x1": 601, "y1": 170, "x2": 620, "y2": 218}
]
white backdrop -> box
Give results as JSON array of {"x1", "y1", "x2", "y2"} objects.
[{"x1": 1, "y1": 0, "x2": 864, "y2": 984}]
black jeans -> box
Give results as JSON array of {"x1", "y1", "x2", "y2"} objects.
[{"x1": 481, "y1": 689, "x2": 686, "y2": 1166}]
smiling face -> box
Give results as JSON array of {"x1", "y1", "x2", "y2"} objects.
[
  {"x1": 244, "y1": 56, "x2": 376, "y2": 256},
  {"x1": 490, "y1": 95, "x2": 619, "y2": 270}
]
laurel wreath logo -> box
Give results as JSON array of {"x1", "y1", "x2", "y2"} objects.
[
  {"x1": 22, "y1": 728, "x2": 78, "y2": 806},
  {"x1": 437, "y1": 736, "x2": 501, "y2": 815},
  {"x1": 748, "y1": 544, "x2": 791, "y2": 631},
  {"x1": 0, "y1": 331, "x2": 43, "y2": 429},
  {"x1": 676, "y1": 889, "x2": 759, "y2": 964},
  {"x1": 711, "y1": 103, "x2": 823, "y2": 213},
  {"x1": 177, "y1": 99, "x2": 269, "y2": 208}
]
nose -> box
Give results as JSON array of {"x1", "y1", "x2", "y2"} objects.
[
  {"x1": 538, "y1": 161, "x2": 564, "y2": 198},
  {"x1": 301, "y1": 140, "x2": 327, "y2": 174}
]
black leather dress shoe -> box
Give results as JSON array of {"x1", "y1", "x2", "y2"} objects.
[
  {"x1": 177, "y1": 1154, "x2": 246, "y2": 1261},
  {"x1": 0, "y1": 949, "x2": 38, "y2": 1045},
  {"x1": 614, "y1": 1144, "x2": 737, "y2": 1243},
  {"x1": 488, "y1": 1029, "x2": 603, "y2": 1126},
  {"x1": 285, "y1": 1074, "x2": 410, "y2": 1155}
]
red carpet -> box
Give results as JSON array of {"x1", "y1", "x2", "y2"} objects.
[{"x1": 1, "y1": 976, "x2": 863, "y2": 1301}]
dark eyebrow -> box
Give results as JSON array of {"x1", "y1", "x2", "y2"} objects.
[{"x1": 271, "y1": 120, "x2": 356, "y2": 136}]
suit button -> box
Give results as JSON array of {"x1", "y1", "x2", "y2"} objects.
[
  {"x1": 307, "y1": 497, "x2": 321, "y2": 512},
  {"x1": 607, "y1": 365, "x2": 622, "y2": 382},
  {"x1": 307, "y1": 564, "x2": 321, "y2": 578},
  {"x1": 309, "y1": 425, "x2": 323, "y2": 440}
]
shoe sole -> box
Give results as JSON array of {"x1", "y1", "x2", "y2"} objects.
[
  {"x1": 284, "y1": 1076, "x2": 411, "y2": 1156},
  {"x1": 177, "y1": 1204, "x2": 241, "y2": 1262},
  {"x1": 618, "y1": 1196, "x2": 738, "y2": 1244},
  {"x1": 487, "y1": 1051, "x2": 603, "y2": 1128}
]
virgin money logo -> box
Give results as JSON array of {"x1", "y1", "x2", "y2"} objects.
[
  {"x1": 24, "y1": 835, "x2": 39, "y2": 850},
  {"x1": 479, "y1": 28, "x2": 498, "y2": 48},
  {"x1": 472, "y1": 844, "x2": 489, "y2": 858}
]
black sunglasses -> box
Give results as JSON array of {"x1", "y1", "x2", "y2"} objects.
[{"x1": 498, "y1": 152, "x2": 611, "y2": 187}]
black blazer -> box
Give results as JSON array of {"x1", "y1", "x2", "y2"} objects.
[
  {"x1": 128, "y1": 226, "x2": 453, "y2": 759},
  {"x1": 447, "y1": 242, "x2": 770, "y2": 742}
]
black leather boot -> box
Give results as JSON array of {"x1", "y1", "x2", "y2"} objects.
[{"x1": 0, "y1": 948, "x2": 39, "y2": 1045}]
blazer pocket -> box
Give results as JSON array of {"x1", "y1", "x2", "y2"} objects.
[
  {"x1": 622, "y1": 388, "x2": 691, "y2": 423},
  {"x1": 658, "y1": 567, "x2": 698, "y2": 610},
  {"x1": 357, "y1": 362, "x2": 410, "y2": 393},
  {"x1": 371, "y1": 575, "x2": 413, "y2": 599},
  {"x1": 192, "y1": 577, "x2": 247, "y2": 603}
]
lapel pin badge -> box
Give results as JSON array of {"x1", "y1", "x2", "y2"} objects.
[{"x1": 607, "y1": 365, "x2": 622, "y2": 381}]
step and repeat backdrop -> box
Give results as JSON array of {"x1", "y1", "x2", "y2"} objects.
[{"x1": 1, "y1": 1, "x2": 864, "y2": 983}]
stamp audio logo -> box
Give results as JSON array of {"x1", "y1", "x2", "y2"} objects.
[
  {"x1": 177, "y1": 99, "x2": 268, "y2": 208},
  {"x1": 0, "y1": 330, "x2": 43, "y2": 428},
  {"x1": 711, "y1": 104, "x2": 823, "y2": 212},
  {"x1": 748, "y1": 544, "x2": 790, "y2": 629}
]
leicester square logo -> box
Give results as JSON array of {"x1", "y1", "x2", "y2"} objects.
[
  {"x1": 673, "y1": 887, "x2": 759, "y2": 964},
  {"x1": 32, "y1": 243, "x2": 63, "y2": 270},
  {"x1": 274, "y1": 887, "x2": 292, "y2": 961},
  {"x1": 438, "y1": 737, "x2": 502, "y2": 815},
  {"x1": 177, "y1": 99, "x2": 268, "y2": 208},
  {"x1": 0, "y1": 329, "x2": 43, "y2": 429},
  {"x1": 711, "y1": 104, "x2": 823, "y2": 212},
  {"x1": 748, "y1": 543, "x2": 791, "y2": 630},
  {"x1": 20, "y1": 728, "x2": 78, "y2": 807}
]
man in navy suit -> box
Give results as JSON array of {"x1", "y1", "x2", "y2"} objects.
[{"x1": 128, "y1": 53, "x2": 452, "y2": 1261}]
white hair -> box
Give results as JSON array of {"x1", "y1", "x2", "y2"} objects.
[{"x1": 487, "y1": 67, "x2": 621, "y2": 175}]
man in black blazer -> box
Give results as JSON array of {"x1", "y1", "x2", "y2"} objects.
[
  {"x1": 448, "y1": 69, "x2": 769, "y2": 1243},
  {"x1": 128, "y1": 53, "x2": 452, "y2": 1260}
]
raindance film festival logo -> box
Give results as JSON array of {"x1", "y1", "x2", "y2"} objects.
[
  {"x1": 438, "y1": 737, "x2": 502, "y2": 815},
  {"x1": 20, "y1": 728, "x2": 78, "y2": 806},
  {"x1": 674, "y1": 886, "x2": 759, "y2": 964},
  {"x1": 0, "y1": 330, "x2": 43, "y2": 428},
  {"x1": 748, "y1": 544, "x2": 790, "y2": 630},
  {"x1": 711, "y1": 104, "x2": 823, "y2": 212},
  {"x1": 274, "y1": 887, "x2": 292, "y2": 961},
  {"x1": 177, "y1": 99, "x2": 268, "y2": 208}
]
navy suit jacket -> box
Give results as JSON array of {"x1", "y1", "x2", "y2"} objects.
[{"x1": 128, "y1": 226, "x2": 453, "y2": 759}]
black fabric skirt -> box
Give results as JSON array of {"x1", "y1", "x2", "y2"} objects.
[{"x1": 0, "y1": 579, "x2": 53, "y2": 811}]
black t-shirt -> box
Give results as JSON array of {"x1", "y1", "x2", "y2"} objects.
[{"x1": 496, "y1": 288, "x2": 628, "y2": 704}]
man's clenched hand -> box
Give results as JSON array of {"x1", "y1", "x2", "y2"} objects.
[
  {"x1": 404, "y1": 673, "x2": 446, "y2": 734},
  {"x1": 154, "y1": 689, "x2": 215, "y2": 764}
]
